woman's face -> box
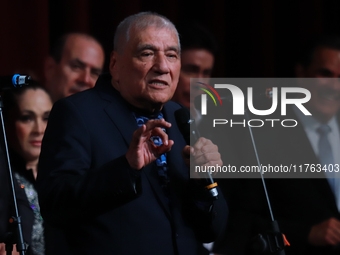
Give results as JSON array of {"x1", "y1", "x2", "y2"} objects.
[{"x1": 7, "y1": 88, "x2": 53, "y2": 162}]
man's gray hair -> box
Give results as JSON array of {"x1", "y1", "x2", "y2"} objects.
[{"x1": 113, "y1": 12, "x2": 180, "y2": 54}]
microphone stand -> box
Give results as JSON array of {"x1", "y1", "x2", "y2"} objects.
[
  {"x1": 245, "y1": 110, "x2": 286, "y2": 255},
  {"x1": 0, "y1": 95, "x2": 27, "y2": 255}
]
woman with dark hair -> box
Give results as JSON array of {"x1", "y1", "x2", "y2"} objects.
[{"x1": 0, "y1": 85, "x2": 52, "y2": 255}]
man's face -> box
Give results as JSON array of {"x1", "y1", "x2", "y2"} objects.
[
  {"x1": 45, "y1": 35, "x2": 105, "y2": 102},
  {"x1": 172, "y1": 49, "x2": 214, "y2": 109},
  {"x1": 297, "y1": 47, "x2": 340, "y2": 122},
  {"x1": 110, "y1": 26, "x2": 181, "y2": 111}
]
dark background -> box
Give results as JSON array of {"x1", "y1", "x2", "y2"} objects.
[{"x1": 1, "y1": 0, "x2": 340, "y2": 81}]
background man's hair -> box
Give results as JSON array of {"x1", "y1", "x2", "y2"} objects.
[
  {"x1": 297, "y1": 34, "x2": 340, "y2": 67},
  {"x1": 49, "y1": 33, "x2": 103, "y2": 63},
  {"x1": 176, "y1": 20, "x2": 218, "y2": 57}
]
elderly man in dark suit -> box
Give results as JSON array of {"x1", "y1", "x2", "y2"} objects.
[{"x1": 37, "y1": 12, "x2": 228, "y2": 255}]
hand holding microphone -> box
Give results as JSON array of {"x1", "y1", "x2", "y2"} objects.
[{"x1": 175, "y1": 107, "x2": 221, "y2": 199}]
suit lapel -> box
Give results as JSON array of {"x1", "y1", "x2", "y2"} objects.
[
  {"x1": 103, "y1": 98, "x2": 137, "y2": 147},
  {"x1": 95, "y1": 77, "x2": 137, "y2": 147}
]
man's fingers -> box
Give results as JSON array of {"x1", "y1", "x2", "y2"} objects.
[
  {"x1": 191, "y1": 137, "x2": 207, "y2": 154},
  {"x1": 181, "y1": 145, "x2": 191, "y2": 167},
  {"x1": 327, "y1": 218, "x2": 340, "y2": 243},
  {"x1": 309, "y1": 218, "x2": 340, "y2": 246},
  {"x1": 184, "y1": 137, "x2": 223, "y2": 171},
  {"x1": 194, "y1": 148, "x2": 221, "y2": 165},
  {"x1": 156, "y1": 140, "x2": 174, "y2": 155},
  {"x1": 182, "y1": 145, "x2": 191, "y2": 158},
  {"x1": 192, "y1": 138, "x2": 221, "y2": 166},
  {"x1": 150, "y1": 127, "x2": 169, "y2": 146},
  {"x1": 192, "y1": 137, "x2": 218, "y2": 156},
  {"x1": 132, "y1": 119, "x2": 171, "y2": 146},
  {"x1": 324, "y1": 226, "x2": 340, "y2": 245},
  {"x1": 126, "y1": 119, "x2": 173, "y2": 170},
  {"x1": 144, "y1": 119, "x2": 171, "y2": 131},
  {"x1": 143, "y1": 119, "x2": 171, "y2": 146},
  {"x1": 131, "y1": 124, "x2": 147, "y2": 146}
]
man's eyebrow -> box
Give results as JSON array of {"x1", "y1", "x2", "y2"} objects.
[
  {"x1": 166, "y1": 46, "x2": 180, "y2": 53},
  {"x1": 70, "y1": 58, "x2": 86, "y2": 66},
  {"x1": 72, "y1": 58, "x2": 103, "y2": 73}
]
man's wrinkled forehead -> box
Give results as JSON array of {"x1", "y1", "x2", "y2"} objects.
[{"x1": 126, "y1": 22, "x2": 180, "y2": 50}]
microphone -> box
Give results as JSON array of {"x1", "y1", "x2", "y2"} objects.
[
  {"x1": 0, "y1": 74, "x2": 32, "y2": 89},
  {"x1": 174, "y1": 107, "x2": 219, "y2": 199}
]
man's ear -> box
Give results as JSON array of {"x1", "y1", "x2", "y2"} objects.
[
  {"x1": 44, "y1": 56, "x2": 57, "y2": 81},
  {"x1": 109, "y1": 51, "x2": 121, "y2": 89},
  {"x1": 295, "y1": 64, "x2": 305, "y2": 78},
  {"x1": 109, "y1": 51, "x2": 119, "y2": 79}
]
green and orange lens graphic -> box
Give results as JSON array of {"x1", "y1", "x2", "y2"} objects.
[{"x1": 196, "y1": 82, "x2": 222, "y2": 106}]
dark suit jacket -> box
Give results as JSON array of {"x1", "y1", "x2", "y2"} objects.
[
  {"x1": 37, "y1": 73, "x2": 228, "y2": 255},
  {"x1": 213, "y1": 106, "x2": 340, "y2": 255}
]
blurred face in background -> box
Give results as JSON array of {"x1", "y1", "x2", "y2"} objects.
[
  {"x1": 172, "y1": 48, "x2": 214, "y2": 109},
  {"x1": 6, "y1": 88, "x2": 53, "y2": 162},
  {"x1": 296, "y1": 47, "x2": 340, "y2": 123},
  {"x1": 44, "y1": 35, "x2": 105, "y2": 102}
]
